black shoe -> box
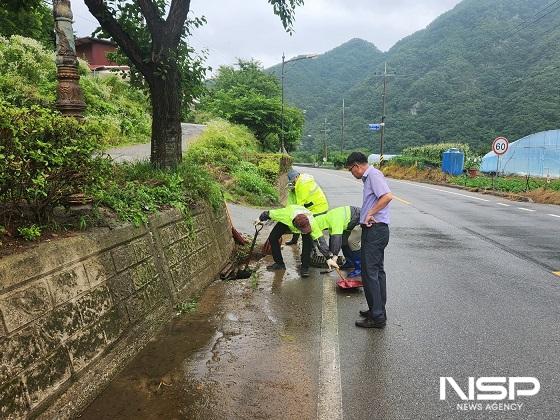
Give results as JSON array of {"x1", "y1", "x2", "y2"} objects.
[
  {"x1": 266, "y1": 263, "x2": 286, "y2": 271},
  {"x1": 359, "y1": 309, "x2": 387, "y2": 320},
  {"x1": 355, "y1": 317, "x2": 386, "y2": 329},
  {"x1": 285, "y1": 239, "x2": 298, "y2": 245},
  {"x1": 300, "y1": 266, "x2": 310, "y2": 278}
]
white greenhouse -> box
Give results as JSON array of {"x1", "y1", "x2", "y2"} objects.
[{"x1": 480, "y1": 130, "x2": 560, "y2": 178}]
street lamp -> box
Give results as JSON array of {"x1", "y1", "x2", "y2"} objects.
[
  {"x1": 280, "y1": 52, "x2": 319, "y2": 153},
  {"x1": 53, "y1": 0, "x2": 85, "y2": 118}
]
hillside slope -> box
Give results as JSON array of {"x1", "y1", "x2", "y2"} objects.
[{"x1": 277, "y1": 0, "x2": 560, "y2": 154}]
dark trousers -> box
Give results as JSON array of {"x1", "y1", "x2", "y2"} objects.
[
  {"x1": 361, "y1": 224, "x2": 390, "y2": 321},
  {"x1": 340, "y1": 230, "x2": 353, "y2": 262},
  {"x1": 269, "y1": 222, "x2": 312, "y2": 269}
]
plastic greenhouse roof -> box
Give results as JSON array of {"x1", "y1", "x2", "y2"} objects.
[{"x1": 480, "y1": 129, "x2": 560, "y2": 178}]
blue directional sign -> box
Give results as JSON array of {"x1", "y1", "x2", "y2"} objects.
[{"x1": 368, "y1": 123, "x2": 382, "y2": 131}]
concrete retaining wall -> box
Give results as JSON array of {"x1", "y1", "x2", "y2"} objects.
[{"x1": 0, "y1": 205, "x2": 233, "y2": 419}]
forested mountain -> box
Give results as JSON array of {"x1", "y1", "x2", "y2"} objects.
[{"x1": 271, "y1": 0, "x2": 560, "y2": 154}]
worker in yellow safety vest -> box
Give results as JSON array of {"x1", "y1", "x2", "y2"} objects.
[
  {"x1": 314, "y1": 206, "x2": 362, "y2": 278},
  {"x1": 255, "y1": 204, "x2": 324, "y2": 277},
  {"x1": 284, "y1": 168, "x2": 329, "y2": 247}
]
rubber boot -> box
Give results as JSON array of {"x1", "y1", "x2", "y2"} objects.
[{"x1": 347, "y1": 251, "x2": 361, "y2": 278}]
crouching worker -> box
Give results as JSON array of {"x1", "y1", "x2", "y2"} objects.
[
  {"x1": 314, "y1": 206, "x2": 362, "y2": 277},
  {"x1": 284, "y1": 168, "x2": 329, "y2": 246},
  {"x1": 256, "y1": 205, "x2": 323, "y2": 277}
]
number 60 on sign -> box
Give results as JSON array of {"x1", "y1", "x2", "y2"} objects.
[{"x1": 492, "y1": 137, "x2": 509, "y2": 155}]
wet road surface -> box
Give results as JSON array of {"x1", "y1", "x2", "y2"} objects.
[{"x1": 81, "y1": 166, "x2": 560, "y2": 419}]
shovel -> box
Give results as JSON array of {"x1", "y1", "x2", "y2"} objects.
[
  {"x1": 334, "y1": 267, "x2": 363, "y2": 289},
  {"x1": 235, "y1": 223, "x2": 264, "y2": 279}
]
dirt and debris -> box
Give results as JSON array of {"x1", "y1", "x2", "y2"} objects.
[{"x1": 79, "y1": 245, "x2": 323, "y2": 420}]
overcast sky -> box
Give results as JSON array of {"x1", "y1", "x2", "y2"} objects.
[{"x1": 70, "y1": 0, "x2": 463, "y2": 70}]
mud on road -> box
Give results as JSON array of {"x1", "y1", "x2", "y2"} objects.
[{"x1": 80, "y1": 246, "x2": 323, "y2": 420}]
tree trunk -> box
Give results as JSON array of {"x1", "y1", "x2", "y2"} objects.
[{"x1": 149, "y1": 66, "x2": 182, "y2": 169}]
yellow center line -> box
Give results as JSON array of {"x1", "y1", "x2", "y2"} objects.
[
  {"x1": 393, "y1": 195, "x2": 411, "y2": 205},
  {"x1": 553, "y1": 271, "x2": 560, "y2": 277}
]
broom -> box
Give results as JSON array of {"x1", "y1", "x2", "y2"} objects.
[{"x1": 224, "y1": 201, "x2": 247, "y2": 245}]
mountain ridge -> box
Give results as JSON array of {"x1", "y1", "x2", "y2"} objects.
[{"x1": 272, "y1": 0, "x2": 560, "y2": 154}]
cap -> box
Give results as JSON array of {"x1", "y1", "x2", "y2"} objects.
[
  {"x1": 287, "y1": 169, "x2": 300, "y2": 182},
  {"x1": 292, "y1": 214, "x2": 311, "y2": 234}
]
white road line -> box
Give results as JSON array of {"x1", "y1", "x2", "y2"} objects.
[
  {"x1": 390, "y1": 179, "x2": 490, "y2": 202},
  {"x1": 547, "y1": 214, "x2": 560, "y2": 218},
  {"x1": 317, "y1": 277, "x2": 343, "y2": 420},
  {"x1": 517, "y1": 207, "x2": 536, "y2": 212},
  {"x1": 497, "y1": 203, "x2": 510, "y2": 207}
]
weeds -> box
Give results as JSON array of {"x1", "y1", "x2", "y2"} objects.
[
  {"x1": 175, "y1": 298, "x2": 198, "y2": 315},
  {"x1": 250, "y1": 272, "x2": 259, "y2": 290},
  {"x1": 17, "y1": 224, "x2": 41, "y2": 241}
]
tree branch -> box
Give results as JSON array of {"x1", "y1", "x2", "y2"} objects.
[
  {"x1": 166, "y1": 0, "x2": 191, "y2": 45},
  {"x1": 83, "y1": 0, "x2": 151, "y2": 75},
  {"x1": 137, "y1": 0, "x2": 164, "y2": 34}
]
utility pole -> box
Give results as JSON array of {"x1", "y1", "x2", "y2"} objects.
[
  {"x1": 280, "y1": 52, "x2": 286, "y2": 153},
  {"x1": 323, "y1": 117, "x2": 328, "y2": 162},
  {"x1": 341, "y1": 98, "x2": 345, "y2": 152},
  {"x1": 379, "y1": 62, "x2": 388, "y2": 166},
  {"x1": 53, "y1": 0, "x2": 85, "y2": 118},
  {"x1": 279, "y1": 52, "x2": 318, "y2": 154}
]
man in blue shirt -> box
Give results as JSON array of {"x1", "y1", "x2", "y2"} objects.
[{"x1": 346, "y1": 152, "x2": 393, "y2": 329}]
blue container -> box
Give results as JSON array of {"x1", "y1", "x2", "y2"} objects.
[{"x1": 441, "y1": 148, "x2": 464, "y2": 176}]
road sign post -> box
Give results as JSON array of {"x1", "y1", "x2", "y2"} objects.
[{"x1": 491, "y1": 137, "x2": 509, "y2": 189}]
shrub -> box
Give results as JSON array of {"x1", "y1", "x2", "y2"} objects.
[
  {"x1": 329, "y1": 152, "x2": 347, "y2": 169},
  {"x1": 185, "y1": 120, "x2": 258, "y2": 172},
  {"x1": 0, "y1": 103, "x2": 109, "y2": 228},
  {"x1": 185, "y1": 120, "x2": 282, "y2": 206},
  {"x1": 92, "y1": 160, "x2": 223, "y2": 226},
  {"x1": 17, "y1": 224, "x2": 41, "y2": 241},
  {"x1": 0, "y1": 36, "x2": 151, "y2": 147},
  {"x1": 232, "y1": 166, "x2": 278, "y2": 206},
  {"x1": 402, "y1": 143, "x2": 471, "y2": 164},
  {"x1": 389, "y1": 155, "x2": 440, "y2": 169},
  {"x1": 291, "y1": 151, "x2": 317, "y2": 164}
]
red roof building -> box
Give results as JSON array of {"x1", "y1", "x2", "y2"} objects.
[{"x1": 75, "y1": 37, "x2": 124, "y2": 71}]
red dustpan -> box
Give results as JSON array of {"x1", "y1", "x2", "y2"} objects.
[{"x1": 334, "y1": 267, "x2": 363, "y2": 289}]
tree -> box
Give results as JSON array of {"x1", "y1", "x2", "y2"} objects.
[
  {"x1": 0, "y1": 0, "x2": 54, "y2": 48},
  {"x1": 200, "y1": 59, "x2": 304, "y2": 151},
  {"x1": 83, "y1": 0, "x2": 304, "y2": 169}
]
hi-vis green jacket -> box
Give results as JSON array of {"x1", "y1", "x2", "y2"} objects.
[
  {"x1": 288, "y1": 173, "x2": 329, "y2": 215},
  {"x1": 269, "y1": 205, "x2": 323, "y2": 240},
  {"x1": 314, "y1": 206, "x2": 361, "y2": 257}
]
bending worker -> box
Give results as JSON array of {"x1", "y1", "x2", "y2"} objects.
[
  {"x1": 284, "y1": 168, "x2": 329, "y2": 246},
  {"x1": 314, "y1": 206, "x2": 362, "y2": 277},
  {"x1": 257, "y1": 204, "x2": 323, "y2": 277}
]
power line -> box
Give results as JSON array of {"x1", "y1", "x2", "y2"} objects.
[
  {"x1": 506, "y1": 1, "x2": 560, "y2": 38},
  {"x1": 501, "y1": 0, "x2": 560, "y2": 38}
]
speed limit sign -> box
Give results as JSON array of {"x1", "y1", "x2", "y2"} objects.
[{"x1": 492, "y1": 137, "x2": 509, "y2": 155}]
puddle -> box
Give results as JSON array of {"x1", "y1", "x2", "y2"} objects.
[{"x1": 81, "y1": 243, "x2": 322, "y2": 420}]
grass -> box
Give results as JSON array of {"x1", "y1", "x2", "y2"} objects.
[
  {"x1": 383, "y1": 163, "x2": 560, "y2": 205},
  {"x1": 175, "y1": 298, "x2": 198, "y2": 315},
  {"x1": 250, "y1": 272, "x2": 259, "y2": 290}
]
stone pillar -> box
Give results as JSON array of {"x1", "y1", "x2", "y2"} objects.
[{"x1": 53, "y1": 0, "x2": 86, "y2": 118}]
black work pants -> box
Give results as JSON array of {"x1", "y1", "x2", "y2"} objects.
[
  {"x1": 360, "y1": 223, "x2": 390, "y2": 321},
  {"x1": 269, "y1": 222, "x2": 312, "y2": 269}
]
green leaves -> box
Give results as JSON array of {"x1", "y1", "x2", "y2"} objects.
[
  {"x1": 0, "y1": 103, "x2": 109, "y2": 228},
  {"x1": 0, "y1": 36, "x2": 151, "y2": 147},
  {"x1": 198, "y1": 59, "x2": 304, "y2": 152}
]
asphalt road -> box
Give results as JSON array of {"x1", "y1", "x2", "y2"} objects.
[
  {"x1": 298, "y1": 166, "x2": 560, "y2": 419},
  {"x1": 106, "y1": 123, "x2": 206, "y2": 162},
  {"x1": 80, "y1": 165, "x2": 560, "y2": 420}
]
